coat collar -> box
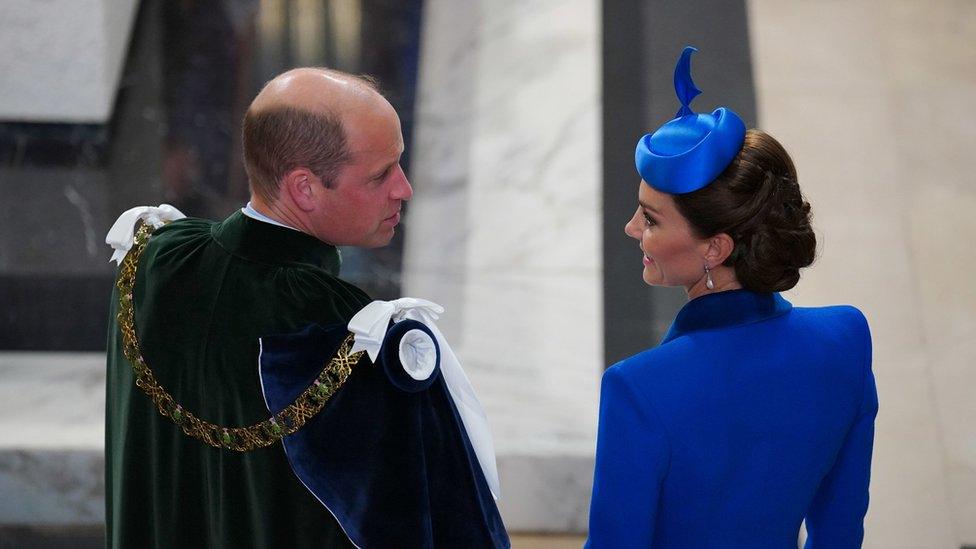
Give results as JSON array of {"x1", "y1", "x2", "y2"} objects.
[
  {"x1": 660, "y1": 289, "x2": 792, "y2": 345},
  {"x1": 211, "y1": 210, "x2": 342, "y2": 275}
]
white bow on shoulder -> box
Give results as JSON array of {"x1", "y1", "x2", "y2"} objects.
[
  {"x1": 348, "y1": 298, "x2": 502, "y2": 500},
  {"x1": 105, "y1": 204, "x2": 186, "y2": 265}
]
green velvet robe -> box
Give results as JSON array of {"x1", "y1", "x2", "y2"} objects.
[{"x1": 105, "y1": 211, "x2": 370, "y2": 548}]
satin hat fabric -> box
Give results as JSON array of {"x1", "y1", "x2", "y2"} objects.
[{"x1": 635, "y1": 46, "x2": 746, "y2": 194}]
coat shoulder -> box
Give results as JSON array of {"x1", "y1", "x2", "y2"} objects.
[
  {"x1": 606, "y1": 338, "x2": 699, "y2": 392},
  {"x1": 792, "y1": 303, "x2": 868, "y2": 331},
  {"x1": 790, "y1": 303, "x2": 871, "y2": 360}
]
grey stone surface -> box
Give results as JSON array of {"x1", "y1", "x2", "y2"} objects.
[
  {"x1": 0, "y1": 0, "x2": 139, "y2": 123},
  {"x1": 0, "y1": 525, "x2": 103, "y2": 549},
  {"x1": 749, "y1": 0, "x2": 976, "y2": 546},
  {"x1": 0, "y1": 169, "x2": 115, "y2": 276},
  {"x1": 496, "y1": 453, "x2": 594, "y2": 534},
  {"x1": 0, "y1": 353, "x2": 104, "y2": 525}
]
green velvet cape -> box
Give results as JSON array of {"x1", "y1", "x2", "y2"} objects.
[{"x1": 105, "y1": 211, "x2": 369, "y2": 548}]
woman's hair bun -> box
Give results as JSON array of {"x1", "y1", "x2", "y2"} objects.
[{"x1": 673, "y1": 130, "x2": 816, "y2": 293}]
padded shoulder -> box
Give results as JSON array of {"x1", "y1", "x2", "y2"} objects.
[
  {"x1": 791, "y1": 304, "x2": 872, "y2": 368},
  {"x1": 612, "y1": 337, "x2": 696, "y2": 378}
]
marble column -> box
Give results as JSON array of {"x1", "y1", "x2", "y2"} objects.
[
  {"x1": 748, "y1": 0, "x2": 976, "y2": 546},
  {"x1": 0, "y1": 0, "x2": 139, "y2": 123},
  {"x1": 404, "y1": 0, "x2": 601, "y2": 531}
]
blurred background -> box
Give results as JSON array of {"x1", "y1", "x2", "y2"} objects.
[{"x1": 0, "y1": 0, "x2": 973, "y2": 547}]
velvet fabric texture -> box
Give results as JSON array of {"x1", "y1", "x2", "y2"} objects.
[
  {"x1": 586, "y1": 290, "x2": 878, "y2": 548},
  {"x1": 259, "y1": 321, "x2": 509, "y2": 549},
  {"x1": 378, "y1": 319, "x2": 441, "y2": 393},
  {"x1": 106, "y1": 211, "x2": 369, "y2": 548}
]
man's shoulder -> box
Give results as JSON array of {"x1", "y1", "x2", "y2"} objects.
[
  {"x1": 154, "y1": 216, "x2": 215, "y2": 234},
  {"x1": 138, "y1": 217, "x2": 217, "y2": 260},
  {"x1": 284, "y1": 265, "x2": 373, "y2": 310},
  {"x1": 136, "y1": 215, "x2": 372, "y2": 318}
]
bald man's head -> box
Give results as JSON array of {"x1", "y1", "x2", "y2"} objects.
[{"x1": 242, "y1": 68, "x2": 385, "y2": 203}]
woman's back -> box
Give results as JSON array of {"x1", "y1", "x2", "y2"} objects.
[
  {"x1": 586, "y1": 290, "x2": 877, "y2": 548},
  {"x1": 593, "y1": 46, "x2": 878, "y2": 548}
]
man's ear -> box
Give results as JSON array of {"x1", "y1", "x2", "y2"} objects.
[
  {"x1": 282, "y1": 168, "x2": 319, "y2": 212},
  {"x1": 704, "y1": 232, "x2": 736, "y2": 266}
]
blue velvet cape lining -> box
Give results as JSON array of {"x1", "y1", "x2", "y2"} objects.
[{"x1": 259, "y1": 323, "x2": 510, "y2": 549}]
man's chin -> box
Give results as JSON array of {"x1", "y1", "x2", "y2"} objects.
[{"x1": 360, "y1": 230, "x2": 396, "y2": 249}]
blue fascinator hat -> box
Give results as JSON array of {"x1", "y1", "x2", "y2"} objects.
[{"x1": 635, "y1": 46, "x2": 746, "y2": 194}]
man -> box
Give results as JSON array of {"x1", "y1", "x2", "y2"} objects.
[{"x1": 105, "y1": 69, "x2": 507, "y2": 548}]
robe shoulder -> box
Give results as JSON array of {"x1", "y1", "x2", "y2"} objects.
[{"x1": 136, "y1": 216, "x2": 371, "y2": 329}]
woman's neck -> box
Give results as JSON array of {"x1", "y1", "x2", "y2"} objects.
[{"x1": 685, "y1": 265, "x2": 742, "y2": 300}]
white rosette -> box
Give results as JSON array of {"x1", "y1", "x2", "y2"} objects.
[{"x1": 397, "y1": 327, "x2": 438, "y2": 381}]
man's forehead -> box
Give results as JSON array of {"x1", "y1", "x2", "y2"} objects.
[
  {"x1": 347, "y1": 137, "x2": 404, "y2": 164},
  {"x1": 343, "y1": 107, "x2": 403, "y2": 155}
]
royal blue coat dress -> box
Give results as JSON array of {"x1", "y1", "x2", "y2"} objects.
[{"x1": 586, "y1": 289, "x2": 877, "y2": 548}]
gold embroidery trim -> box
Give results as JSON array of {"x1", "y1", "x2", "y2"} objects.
[{"x1": 116, "y1": 222, "x2": 365, "y2": 452}]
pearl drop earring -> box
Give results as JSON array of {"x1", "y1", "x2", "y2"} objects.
[{"x1": 704, "y1": 264, "x2": 714, "y2": 290}]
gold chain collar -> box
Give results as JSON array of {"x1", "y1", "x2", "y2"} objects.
[{"x1": 116, "y1": 222, "x2": 365, "y2": 452}]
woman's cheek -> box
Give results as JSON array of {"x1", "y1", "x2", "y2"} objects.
[{"x1": 642, "y1": 231, "x2": 656, "y2": 256}]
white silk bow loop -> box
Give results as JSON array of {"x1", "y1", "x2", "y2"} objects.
[
  {"x1": 348, "y1": 298, "x2": 443, "y2": 360},
  {"x1": 105, "y1": 204, "x2": 186, "y2": 264},
  {"x1": 348, "y1": 298, "x2": 502, "y2": 500}
]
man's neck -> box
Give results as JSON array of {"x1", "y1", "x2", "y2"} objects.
[{"x1": 248, "y1": 197, "x2": 309, "y2": 233}]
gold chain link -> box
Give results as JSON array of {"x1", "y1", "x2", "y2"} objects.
[{"x1": 116, "y1": 222, "x2": 365, "y2": 452}]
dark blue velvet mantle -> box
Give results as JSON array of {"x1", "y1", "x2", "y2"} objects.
[{"x1": 259, "y1": 322, "x2": 510, "y2": 549}]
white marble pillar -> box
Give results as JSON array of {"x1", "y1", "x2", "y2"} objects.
[
  {"x1": 748, "y1": 1, "x2": 976, "y2": 546},
  {"x1": 404, "y1": 0, "x2": 601, "y2": 531},
  {"x1": 0, "y1": 0, "x2": 140, "y2": 122}
]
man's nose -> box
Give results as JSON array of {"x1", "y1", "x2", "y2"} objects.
[{"x1": 392, "y1": 167, "x2": 413, "y2": 200}]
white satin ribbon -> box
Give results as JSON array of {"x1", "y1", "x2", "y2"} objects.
[
  {"x1": 348, "y1": 298, "x2": 502, "y2": 500},
  {"x1": 105, "y1": 204, "x2": 186, "y2": 265}
]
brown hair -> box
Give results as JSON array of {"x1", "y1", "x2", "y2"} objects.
[
  {"x1": 672, "y1": 129, "x2": 816, "y2": 292},
  {"x1": 241, "y1": 71, "x2": 382, "y2": 203},
  {"x1": 242, "y1": 106, "x2": 349, "y2": 203}
]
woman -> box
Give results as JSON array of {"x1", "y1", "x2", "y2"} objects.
[{"x1": 586, "y1": 47, "x2": 878, "y2": 548}]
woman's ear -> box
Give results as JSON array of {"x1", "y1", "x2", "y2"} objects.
[
  {"x1": 705, "y1": 233, "x2": 736, "y2": 266},
  {"x1": 282, "y1": 168, "x2": 318, "y2": 212}
]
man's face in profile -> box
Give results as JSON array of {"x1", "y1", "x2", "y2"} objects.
[{"x1": 313, "y1": 100, "x2": 413, "y2": 248}]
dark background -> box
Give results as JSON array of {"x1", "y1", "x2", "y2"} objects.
[
  {"x1": 602, "y1": 0, "x2": 757, "y2": 365},
  {"x1": 0, "y1": 0, "x2": 423, "y2": 351}
]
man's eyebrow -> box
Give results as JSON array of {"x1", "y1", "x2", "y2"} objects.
[{"x1": 370, "y1": 161, "x2": 396, "y2": 179}]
